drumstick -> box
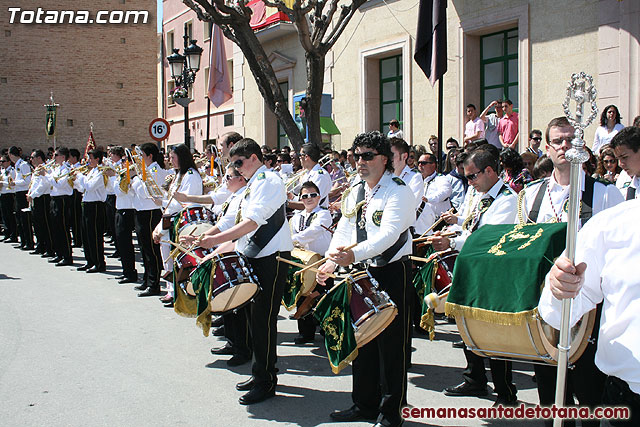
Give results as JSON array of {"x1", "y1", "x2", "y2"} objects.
[
  {"x1": 320, "y1": 224, "x2": 334, "y2": 234},
  {"x1": 414, "y1": 231, "x2": 458, "y2": 244},
  {"x1": 276, "y1": 256, "x2": 338, "y2": 279},
  {"x1": 161, "y1": 240, "x2": 203, "y2": 263},
  {"x1": 293, "y1": 242, "x2": 358, "y2": 277},
  {"x1": 413, "y1": 208, "x2": 455, "y2": 241},
  {"x1": 410, "y1": 250, "x2": 451, "y2": 264}
]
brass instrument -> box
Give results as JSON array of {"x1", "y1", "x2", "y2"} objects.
[
  {"x1": 285, "y1": 153, "x2": 334, "y2": 194},
  {"x1": 54, "y1": 164, "x2": 90, "y2": 182},
  {"x1": 132, "y1": 146, "x2": 166, "y2": 199}
]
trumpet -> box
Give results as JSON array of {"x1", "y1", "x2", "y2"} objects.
[
  {"x1": 285, "y1": 153, "x2": 334, "y2": 194},
  {"x1": 54, "y1": 164, "x2": 90, "y2": 182},
  {"x1": 132, "y1": 146, "x2": 166, "y2": 199}
]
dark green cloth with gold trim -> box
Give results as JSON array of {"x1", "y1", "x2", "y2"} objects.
[
  {"x1": 282, "y1": 255, "x2": 304, "y2": 310},
  {"x1": 445, "y1": 223, "x2": 566, "y2": 325}
]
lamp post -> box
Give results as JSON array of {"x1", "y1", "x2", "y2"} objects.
[{"x1": 166, "y1": 22, "x2": 203, "y2": 152}]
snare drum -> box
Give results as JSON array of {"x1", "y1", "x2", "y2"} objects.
[
  {"x1": 190, "y1": 251, "x2": 260, "y2": 314},
  {"x1": 432, "y1": 251, "x2": 457, "y2": 313},
  {"x1": 344, "y1": 271, "x2": 397, "y2": 348},
  {"x1": 174, "y1": 246, "x2": 215, "y2": 286},
  {"x1": 176, "y1": 206, "x2": 215, "y2": 238},
  {"x1": 291, "y1": 248, "x2": 323, "y2": 296}
]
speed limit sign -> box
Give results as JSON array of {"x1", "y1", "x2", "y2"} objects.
[{"x1": 149, "y1": 118, "x2": 170, "y2": 142}]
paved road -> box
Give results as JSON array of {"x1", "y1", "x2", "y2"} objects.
[{"x1": 0, "y1": 240, "x2": 540, "y2": 426}]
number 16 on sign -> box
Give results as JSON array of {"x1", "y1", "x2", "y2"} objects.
[{"x1": 149, "y1": 118, "x2": 170, "y2": 142}]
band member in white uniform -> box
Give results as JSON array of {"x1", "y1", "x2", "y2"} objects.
[
  {"x1": 9, "y1": 146, "x2": 34, "y2": 250},
  {"x1": 0, "y1": 155, "x2": 18, "y2": 242},
  {"x1": 317, "y1": 131, "x2": 414, "y2": 427},
  {"x1": 611, "y1": 126, "x2": 640, "y2": 201},
  {"x1": 27, "y1": 150, "x2": 54, "y2": 258},
  {"x1": 389, "y1": 138, "x2": 424, "y2": 205},
  {"x1": 45, "y1": 147, "x2": 74, "y2": 264}
]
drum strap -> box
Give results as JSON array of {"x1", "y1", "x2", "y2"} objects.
[
  {"x1": 355, "y1": 184, "x2": 409, "y2": 266},
  {"x1": 243, "y1": 202, "x2": 287, "y2": 258},
  {"x1": 627, "y1": 186, "x2": 636, "y2": 201},
  {"x1": 528, "y1": 176, "x2": 594, "y2": 224}
]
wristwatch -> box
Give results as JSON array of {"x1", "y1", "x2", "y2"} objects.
[{"x1": 448, "y1": 239, "x2": 456, "y2": 250}]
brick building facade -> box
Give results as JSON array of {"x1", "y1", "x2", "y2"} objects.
[{"x1": 0, "y1": 1, "x2": 157, "y2": 153}]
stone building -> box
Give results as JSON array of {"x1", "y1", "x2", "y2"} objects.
[{"x1": 0, "y1": 1, "x2": 158, "y2": 153}]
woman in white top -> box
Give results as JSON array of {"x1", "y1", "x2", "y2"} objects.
[{"x1": 593, "y1": 104, "x2": 624, "y2": 155}]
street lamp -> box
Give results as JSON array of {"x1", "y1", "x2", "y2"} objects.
[{"x1": 167, "y1": 23, "x2": 203, "y2": 152}]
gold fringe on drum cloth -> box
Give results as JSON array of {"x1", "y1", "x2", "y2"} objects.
[
  {"x1": 444, "y1": 302, "x2": 539, "y2": 326},
  {"x1": 418, "y1": 260, "x2": 439, "y2": 341}
]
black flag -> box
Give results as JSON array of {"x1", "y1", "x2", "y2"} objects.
[{"x1": 414, "y1": 0, "x2": 447, "y2": 86}]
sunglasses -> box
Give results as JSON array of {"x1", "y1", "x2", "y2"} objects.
[
  {"x1": 225, "y1": 174, "x2": 242, "y2": 181},
  {"x1": 418, "y1": 161, "x2": 435, "y2": 166},
  {"x1": 232, "y1": 158, "x2": 245, "y2": 168},
  {"x1": 353, "y1": 152, "x2": 379, "y2": 162},
  {"x1": 465, "y1": 167, "x2": 486, "y2": 181},
  {"x1": 300, "y1": 192, "x2": 319, "y2": 199},
  {"x1": 531, "y1": 137, "x2": 542, "y2": 142}
]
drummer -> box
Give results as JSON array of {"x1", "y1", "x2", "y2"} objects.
[
  {"x1": 518, "y1": 116, "x2": 623, "y2": 424},
  {"x1": 317, "y1": 131, "x2": 414, "y2": 427},
  {"x1": 182, "y1": 138, "x2": 292, "y2": 405},
  {"x1": 431, "y1": 147, "x2": 519, "y2": 406},
  {"x1": 289, "y1": 181, "x2": 332, "y2": 345}
]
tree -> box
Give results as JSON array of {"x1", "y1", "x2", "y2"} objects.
[{"x1": 183, "y1": 0, "x2": 367, "y2": 150}]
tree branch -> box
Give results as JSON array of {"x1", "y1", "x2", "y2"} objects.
[{"x1": 321, "y1": 0, "x2": 366, "y2": 52}]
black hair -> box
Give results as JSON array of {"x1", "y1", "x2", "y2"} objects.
[
  {"x1": 140, "y1": 142, "x2": 165, "y2": 168},
  {"x1": 301, "y1": 143, "x2": 321, "y2": 162},
  {"x1": 499, "y1": 148, "x2": 524, "y2": 173},
  {"x1": 68, "y1": 148, "x2": 80, "y2": 160},
  {"x1": 221, "y1": 131, "x2": 243, "y2": 148},
  {"x1": 301, "y1": 181, "x2": 320, "y2": 194},
  {"x1": 464, "y1": 147, "x2": 499, "y2": 173},
  {"x1": 351, "y1": 131, "x2": 394, "y2": 172},
  {"x1": 277, "y1": 152, "x2": 291, "y2": 163},
  {"x1": 389, "y1": 138, "x2": 410, "y2": 156},
  {"x1": 229, "y1": 138, "x2": 263, "y2": 162},
  {"x1": 8, "y1": 146, "x2": 20, "y2": 157},
  {"x1": 532, "y1": 155, "x2": 554, "y2": 179},
  {"x1": 170, "y1": 144, "x2": 197, "y2": 174},
  {"x1": 31, "y1": 149, "x2": 46, "y2": 162},
  {"x1": 633, "y1": 116, "x2": 640, "y2": 128},
  {"x1": 466, "y1": 104, "x2": 476, "y2": 110},
  {"x1": 87, "y1": 149, "x2": 103, "y2": 163},
  {"x1": 389, "y1": 119, "x2": 400, "y2": 127},
  {"x1": 529, "y1": 129, "x2": 542, "y2": 139},
  {"x1": 610, "y1": 126, "x2": 640, "y2": 153},
  {"x1": 56, "y1": 147, "x2": 70, "y2": 159},
  {"x1": 600, "y1": 104, "x2": 622, "y2": 127}
]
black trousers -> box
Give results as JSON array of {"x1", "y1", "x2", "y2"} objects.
[
  {"x1": 462, "y1": 348, "x2": 516, "y2": 400},
  {"x1": 247, "y1": 251, "x2": 290, "y2": 384},
  {"x1": 0, "y1": 193, "x2": 17, "y2": 239},
  {"x1": 32, "y1": 195, "x2": 53, "y2": 255},
  {"x1": 71, "y1": 190, "x2": 83, "y2": 247},
  {"x1": 105, "y1": 194, "x2": 116, "y2": 240},
  {"x1": 134, "y1": 209, "x2": 162, "y2": 289},
  {"x1": 15, "y1": 191, "x2": 33, "y2": 248},
  {"x1": 115, "y1": 208, "x2": 137, "y2": 278},
  {"x1": 82, "y1": 201, "x2": 105, "y2": 267},
  {"x1": 50, "y1": 196, "x2": 72, "y2": 260},
  {"x1": 602, "y1": 376, "x2": 640, "y2": 426},
  {"x1": 224, "y1": 307, "x2": 252, "y2": 358},
  {"x1": 352, "y1": 259, "x2": 411, "y2": 425},
  {"x1": 534, "y1": 305, "x2": 605, "y2": 427}
]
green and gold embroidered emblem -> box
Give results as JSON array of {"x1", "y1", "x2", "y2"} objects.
[
  {"x1": 392, "y1": 177, "x2": 405, "y2": 186},
  {"x1": 372, "y1": 210, "x2": 383, "y2": 226},
  {"x1": 256, "y1": 172, "x2": 265, "y2": 180}
]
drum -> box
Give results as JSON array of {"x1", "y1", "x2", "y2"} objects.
[
  {"x1": 455, "y1": 309, "x2": 596, "y2": 365},
  {"x1": 176, "y1": 206, "x2": 215, "y2": 238},
  {"x1": 344, "y1": 271, "x2": 397, "y2": 348},
  {"x1": 432, "y1": 250, "x2": 457, "y2": 314},
  {"x1": 191, "y1": 251, "x2": 260, "y2": 314},
  {"x1": 291, "y1": 248, "x2": 323, "y2": 296},
  {"x1": 174, "y1": 246, "x2": 215, "y2": 286}
]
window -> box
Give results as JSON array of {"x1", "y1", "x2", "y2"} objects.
[
  {"x1": 480, "y1": 28, "x2": 518, "y2": 109},
  {"x1": 167, "y1": 30, "x2": 174, "y2": 53},
  {"x1": 227, "y1": 59, "x2": 234, "y2": 91},
  {"x1": 167, "y1": 80, "x2": 176, "y2": 106},
  {"x1": 185, "y1": 21, "x2": 193, "y2": 41},
  {"x1": 277, "y1": 81, "x2": 289, "y2": 149},
  {"x1": 67, "y1": 119, "x2": 73, "y2": 127},
  {"x1": 120, "y1": 38, "x2": 126, "y2": 44},
  {"x1": 118, "y1": 120, "x2": 125, "y2": 127},
  {"x1": 379, "y1": 55, "x2": 402, "y2": 135},
  {"x1": 224, "y1": 113, "x2": 234, "y2": 127},
  {"x1": 203, "y1": 67, "x2": 209, "y2": 98},
  {"x1": 204, "y1": 21, "x2": 212, "y2": 41}
]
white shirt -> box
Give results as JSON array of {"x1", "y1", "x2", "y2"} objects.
[
  {"x1": 46, "y1": 164, "x2": 74, "y2": 197},
  {"x1": 1, "y1": 166, "x2": 16, "y2": 194},
  {"x1": 278, "y1": 163, "x2": 294, "y2": 180},
  {"x1": 290, "y1": 206, "x2": 332, "y2": 255},
  {"x1": 209, "y1": 185, "x2": 232, "y2": 206},
  {"x1": 164, "y1": 168, "x2": 202, "y2": 215},
  {"x1": 538, "y1": 199, "x2": 640, "y2": 394},
  {"x1": 75, "y1": 167, "x2": 107, "y2": 202},
  {"x1": 132, "y1": 162, "x2": 171, "y2": 212},
  {"x1": 617, "y1": 174, "x2": 639, "y2": 201},
  {"x1": 518, "y1": 170, "x2": 624, "y2": 225},
  {"x1": 452, "y1": 179, "x2": 517, "y2": 250},
  {"x1": 27, "y1": 172, "x2": 50, "y2": 198},
  {"x1": 215, "y1": 185, "x2": 246, "y2": 233},
  {"x1": 235, "y1": 165, "x2": 293, "y2": 258},
  {"x1": 593, "y1": 123, "x2": 624, "y2": 155},
  {"x1": 388, "y1": 129, "x2": 403, "y2": 139},
  {"x1": 423, "y1": 172, "x2": 453, "y2": 216},
  {"x1": 109, "y1": 173, "x2": 136, "y2": 210},
  {"x1": 396, "y1": 165, "x2": 424, "y2": 208},
  {"x1": 483, "y1": 114, "x2": 502, "y2": 149},
  {"x1": 12, "y1": 158, "x2": 31, "y2": 192},
  {"x1": 329, "y1": 172, "x2": 415, "y2": 266},
  {"x1": 299, "y1": 163, "x2": 332, "y2": 208}
]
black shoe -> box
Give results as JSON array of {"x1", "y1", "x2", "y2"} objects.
[
  {"x1": 211, "y1": 316, "x2": 224, "y2": 328},
  {"x1": 493, "y1": 396, "x2": 518, "y2": 407},
  {"x1": 108, "y1": 252, "x2": 120, "y2": 259},
  {"x1": 163, "y1": 302, "x2": 174, "y2": 308},
  {"x1": 138, "y1": 288, "x2": 161, "y2": 297},
  {"x1": 55, "y1": 259, "x2": 73, "y2": 267},
  {"x1": 211, "y1": 344, "x2": 235, "y2": 356},
  {"x1": 22, "y1": 245, "x2": 35, "y2": 251},
  {"x1": 330, "y1": 405, "x2": 377, "y2": 422},
  {"x1": 77, "y1": 264, "x2": 93, "y2": 271},
  {"x1": 118, "y1": 276, "x2": 137, "y2": 284},
  {"x1": 444, "y1": 381, "x2": 488, "y2": 397},
  {"x1": 6, "y1": 238, "x2": 18, "y2": 243},
  {"x1": 212, "y1": 326, "x2": 225, "y2": 337},
  {"x1": 236, "y1": 377, "x2": 256, "y2": 392},
  {"x1": 133, "y1": 285, "x2": 148, "y2": 291},
  {"x1": 49, "y1": 256, "x2": 63, "y2": 264},
  {"x1": 41, "y1": 252, "x2": 55, "y2": 258},
  {"x1": 87, "y1": 265, "x2": 106, "y2": 273},
  {"x1": 452, "y1": 340, "x2": 465, "y2": 349},
  {"x1": 238, "y1": 382, "x2": 276, "y2": 405},
  {"x1": 29, "y1": 249, "x2": 42, "y2": 255},
  {"x1": 227, "y1": 354, "x2": 251, "y2": 367},
  {"x1": 293, "y1": 335, "x2": 315, "y2": 345}
]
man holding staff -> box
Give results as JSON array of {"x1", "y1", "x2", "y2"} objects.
[{"x1": 317, "y1": 131, "x2": 414, "y2": 427}]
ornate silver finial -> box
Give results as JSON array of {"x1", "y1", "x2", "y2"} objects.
[{"x1": 562, "y1": 72, "x2": 598, "y2": 163}]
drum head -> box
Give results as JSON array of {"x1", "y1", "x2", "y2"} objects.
[
  {"x1": 179, "y1": 222, "x2": 213, "y2": 238},
  {"x1": 210, "y1": 282, "x2": 259, "y2": 314},
  {"x1": 537, "y1": 308, "x2": 597, "y2": 364},
  {"x1": 354, "y1": 305, "x2": 397, "y2": 348}
]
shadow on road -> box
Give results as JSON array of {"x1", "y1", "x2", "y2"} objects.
[{"x1": 0, "y1": 273, "x2": 20, "y2": 280}]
